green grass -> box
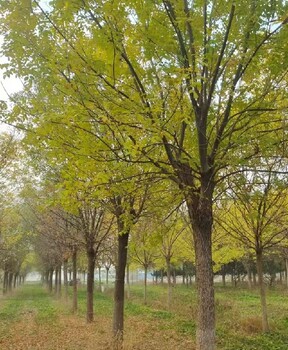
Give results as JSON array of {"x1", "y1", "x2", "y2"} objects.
[{"x1": 1, "y1": 282, "x2": 288, "y2": 349}]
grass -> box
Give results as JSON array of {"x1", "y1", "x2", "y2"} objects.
[{"x1": 0, "y1": 282, "x2": 288, "y2": 349}]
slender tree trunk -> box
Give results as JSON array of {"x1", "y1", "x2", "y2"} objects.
[
  {"x1": 166, "y1": 258, "x2": 172, "y2": 309},
  {"x1": 126, "y1": 263, "x2": 130, "y2": 299},
  {"x1": 87, "y1": 249, "x2": 96, "y2": 322},
  {"x1": 173, "y1": 268, "x2": 176, "y2": 285},
  {"x1": 222, "y1": 271, "x2": 226, "y2": 287},
  {"x1": 106, "y1": 267, "x2": 109, "y2": 285},
  {"x1": 144, "y1": 265, "x2": 148, "y2": 305},
  {"x1": 13, "y1": 273, "x2": 18, "y2": 289},
  {"x1": 58, "y1": 265, "x2": 62, "y2": 297},
  {"x1": 256, "y1": 249, "x2": 269, "y2": 332},
  {"x1": 55, "y1": 267, "x2": 59, "y2": 295},
  {"x1": 8, "y1": 273, "x2": 13, "y2": 292},
  {"x1": 113, "y1": 230, "x2": 129, "y2": 341},
  {"x1": 72, "y1": 248, "x2": 78, "y2": 313},
  {"x1": 252, "y1": 270, "x2": 257, "y2": 286},
  {"x1": 247, "y1": 264, "x2": 252, "y2": 289},
  {"x1": 285, "y1": 258, "x2": 288, "y2": 289},
  {"x1": 3, "y1": 269, "x2": 8, "y2": 294},
  {"x1": 49, "y1": 269, "x2": 53, "y2": 293},
  {"x1": 98, "y1": 266, "x2": 101, "y2": 291},
  {"x1": 63, "y1": 258, "x2": 68, "y2": 301}
]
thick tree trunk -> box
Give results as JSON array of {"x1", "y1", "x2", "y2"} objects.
[
  {"x1": 256, "y1": 250, "x2": 269, "y2": 332},
  {"x1": 87, "y1": 249, "x2": 96, "y2": 322},
  {"x1": 113, "y1": 230, "x2": 129, "y2": 341},
  {"x1": 193, "y1": 229, "x2": 215, "y2": 350},
  {"x1": 186, "y1": 190, "x2": 215, "y2": 350},
  {"x1": 72, "y1": 248, "x2": 78, "y2": 313}
]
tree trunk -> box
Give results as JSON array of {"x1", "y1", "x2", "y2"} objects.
[
  {"x1": 126, "y1": 263, "x2": 130, "y2": 299},
  {"x1": 8, "y1": 273, "x2": 13, "y2": 292},
  {"x1": 144, "y1": 265, "x2": 148, "y2": 305},
  {"x1": 166, "y1": 258, "x2": 172, "y2": 309},
  {"x1": 58, "y1": 265, "x2": 62, "y2": 296},
  {"x1": 186, "y1": 191, "x2": 215, "y2": 350},
  {"x1": 99, "y1": 266, "x2": 102, "y2": 291},
  {"x1": 222, "y1": 271, "x2": 226, "y2": 287},
  {"x1": 247, "y1": 264, "x2": 252, "y2": 289},
  {"x1": 55, "y1": 267, "x2": 59, "y2": 295},
  {"x1": 106, "y1": 267, "x2": 109, "y2": 285},
  {"x1": 113, "y1": 230, "x2": 129, "y2": 341},
  {"x1": 285, "y1": 258, "x2": 288, "y2": 289},
  {"x1": 87, "y1": 249, "x2": 96, "y2": 322},
  {"x1": 193, "y1": 229, "x2": 215, "y2": 350},
  {"x1": 72, "y1": 248, "x2": 78, "y2": 313},
  {"x1": 63, "y1": 258, "x2": 68, "y2": 301},
  {"x1": 3, "y1": 269, "x2": 8, "y2": 294},
  {"x1": 256, "y1": 250, "x2": 269, "y2": 332},
  {"x1": 49, "y1": 269, "x2": 54, "y2": 292},
  {"x1": 252, "y1": 270, "x2": 257, "y2": 286}
]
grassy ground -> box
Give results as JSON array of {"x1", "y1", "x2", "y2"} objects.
[{"x1": 0, "y1": 282, "x2": 288, "y2": 349}]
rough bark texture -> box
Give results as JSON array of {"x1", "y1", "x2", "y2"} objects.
[
  {"x1": 256, "y1": 250, "x2": 269, "y2": 332},
  {"x1": 87, "y1": 249, "x2": 96, "y2": 322},
  {"x1": 186, "y1": 187, "x2": 215, "y2": 350},
  {"x1": 113, "y1": 230, "x2": 129, "y2": 341}
]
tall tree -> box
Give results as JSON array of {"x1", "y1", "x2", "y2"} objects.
[{"x1": 1, "y1": 1, "x2": 288, "y2": 348}]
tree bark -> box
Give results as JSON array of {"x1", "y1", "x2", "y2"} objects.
[
  {"x1": 256, "y1": 250, "x2": 269, "y2": 332},
  {"x1": 87, "y1": 248, "x2": 96, "y2": 322},
  {"x1": 126, "y1": 263, "x2": 130, "y2": 300},
  {"x1": 3, "y1": 269, "x2": 8, "y2": 294},
  {"x1": 106, "y1": 267, "x2": 109, "y2": 285},
  {"x1": 285, "y1": 258, "x2": 288, "y2": 289},
  {"x1": 63, "y1": 258, "x2": 68, "y2": 301},
  {"x1": 222, "y1": 271, "x2": 226, "y2": 287},
  {"x1": 144, "y1": 265, "x2": 148, "y2": 305},
  {"x1": 113, "y1": 230, "x2": 129, "y2": 341},
  {"x1": 166, "y1": 258, "x2": 172, "y2": 309},
  {"x1": 186, "y1": 189, "x2": 215, "y2": 350},
  {"x1": 72, "y1": 248, "x2": 78, "y2": 313}
]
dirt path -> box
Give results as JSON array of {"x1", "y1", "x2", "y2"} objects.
[{"x1": 0, "y1": 285, "x2": 194, "y2": 350}]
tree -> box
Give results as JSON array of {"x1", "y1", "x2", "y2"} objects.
[
  {"x1": 217, "y1": 169, "x2": 288, "y2": 331},
  {"x1": 1, "y1": 1, "x2": 288, "y2": 348}
]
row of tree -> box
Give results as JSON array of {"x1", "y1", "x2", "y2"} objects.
[{"x1": 1, "y1": 1, "x2": 288, "y2": 349}]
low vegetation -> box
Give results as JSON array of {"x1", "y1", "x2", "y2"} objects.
[{"x1": 1, "y1": 283, "x2": 288, "y2": 350}]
